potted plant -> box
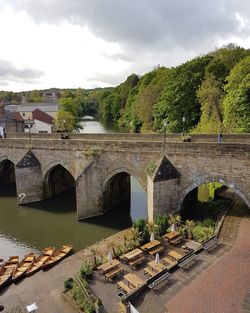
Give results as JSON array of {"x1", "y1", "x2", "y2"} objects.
[{"x1": 95, "y1": 298, "x2": 104, "y2": 313}]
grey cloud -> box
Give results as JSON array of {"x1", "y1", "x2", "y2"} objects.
[
  {"x1": 7, "y1": 0, "x2": 250, "y2": 50},
  {"x1": 0, "y1": 59, "x2": 44, "y2": 83}
]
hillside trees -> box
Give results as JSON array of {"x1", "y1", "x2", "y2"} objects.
[
  {"x1": 223, "y1": 56, "x2": 250, "y2": 133},
  {"x1": 194, "y1": 73, "x2": 224, "y2": 133},
  {"x1": 153, "y1": 56, "x2": 212, "y2": 133}
]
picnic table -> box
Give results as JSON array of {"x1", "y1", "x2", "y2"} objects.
[
  {"x1": 147, "y1": 260, "x2": 166, "y2": 273},
  {"x1": 97, "y1": 259, "x2": 120, "y2": 274},
  {"x1": 168, "y1": 250, "x2": 183, "y2": 261},
  {"x1": 124, "y1": 248, "x2": 143, "y2": 261},
  {"x1": 124, "y1": 273, "x2": 144, "y2": 288},
  {"x1": 141, "y1": 240, "x2": 161, "y2": 251},
  {"x1": 163, "y1": 231, "x2": 180, "y2": 241}
]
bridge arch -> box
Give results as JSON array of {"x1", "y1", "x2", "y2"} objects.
[
  {"x1": 103, "y1": 167, "x2": 146, "y2": 214},
  {"x1": 177, "y1": 176, "x2": 250, "y2": 210},
  {"x1": 103, "y1": 167, "x2": 146, "y2": 191},
  {"x1": 43, "y1": 163, "x2": 76, "y2": 199},
  {"x1": 0, "y1": 158, "x2": 16, "y2": 188},
  {"x1": 42, "y1": 161, "x2": 74, "y2": 180}
]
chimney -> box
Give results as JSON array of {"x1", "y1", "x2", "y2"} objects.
[{"x1": 0, "y1": 104, "x2": 5, "y2": 117}]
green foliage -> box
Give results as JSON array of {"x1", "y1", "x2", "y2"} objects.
[
  {"x1": 79, "y1": 261, "x2": 94, "y2": 280},
  {"x1": 27, "y1": 90, "x2": 43, "y2": 103},
  {"x1": 192, "y1": 224, "x2": 214, "y2": 243},
  {"x1": 64, "y1": 277, "x2": 74, "y2": 291},
  {"x1": 84, "y1": 146, "x2": 102, "y2": 157},
  {"x1": 132, "y1": 218, "x2": 149, "y2": 243},
  {"x1": 184, "y1": 220, "x2": 196, "y2": 239},
  {"x1": 71, "y1": 278, "x2": 95, "y2": 312},
  {"x1": 223, "y1": 56, "x2": 250, "y2": 133},
  {"x1": 54, "y1": 110, "x2": 76, "y2": 132},
  {"x1": 168, "y1": 214, "x2": 181, "y2": 226},
  {"x1": 95, "y1": 297, "x2": 103, "y2": 306},
  {"x1": 193, "y1": 74, "x2": 224, "y2": 133},
  {"x1": 146, "y1": 160, "x2": 157, "y2": 176},
  {"x1": 98, "y1": 44, "x2": 250, "y2": 134},
  {"x1": 154, "y1": 56, "x2": 212, "y2": 133},
  {"x1": 206, "y1": 182, "x2": 223, "y2": 200},
  {"x1": 154, "y1": 214, "x2": 169, "y2": 236}
]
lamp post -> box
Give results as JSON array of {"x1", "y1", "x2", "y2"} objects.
[
  {"x1": 182, "y1": 116, "x2": 186, "y2": 135},
  {"x1": 163, "y1": 118, "x2": 168, "y2": 154},
  {"x1": 27, "y1": 118, "x2": 34, "y2": 143},
  {"x1": 63, "y1": 119, "x2": 66, "y2": 132}
]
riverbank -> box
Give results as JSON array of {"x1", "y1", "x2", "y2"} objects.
[{"x1": 0, "y1": 228, "x2": 132, "y2": 313}]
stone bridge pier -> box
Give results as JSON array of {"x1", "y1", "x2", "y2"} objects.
[{"x1": 0, "y1": 133, "x2": 249, "y2": 221}]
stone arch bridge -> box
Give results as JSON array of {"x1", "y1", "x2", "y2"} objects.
[{"x1": 0, "y1": 133, "x2": 249, "y2": 222}]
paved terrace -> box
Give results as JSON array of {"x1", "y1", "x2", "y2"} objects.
[
  {"x1": 1, "y1": 213, "x2": 249, "y2": 313},
  {"x1": 134, "y1": 215, "x2": 250, "y2": 313}
]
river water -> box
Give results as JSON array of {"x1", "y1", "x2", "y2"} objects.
[{"x1": 0, "y1": 119, "x2": 147, "y2": 260}]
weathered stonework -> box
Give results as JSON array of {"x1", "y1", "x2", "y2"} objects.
[{"x1": 0, "y1": 133, "x2": 249, "y2": 221}]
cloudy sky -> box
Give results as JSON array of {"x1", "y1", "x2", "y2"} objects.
[{"x1": 0, "y1": 0, "x2": 249, "y2": 91}]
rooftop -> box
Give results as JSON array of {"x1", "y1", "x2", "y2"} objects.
[{"x1": 6, "y1": 103, "x2": 59, "y2": 112}]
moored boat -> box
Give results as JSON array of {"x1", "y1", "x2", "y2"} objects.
[
  {"x1": 0, "y1": 256, "x2": 19, "y2": 289},
  {"x1": 42, "y1": 245, "x2": 73, "y2": 270},
  {"x1": 12, "y1": 253, "x2": 36, "y2": 282},
  {"x1": 26, "y1": 247, "x2": 55, "y2": 277}
]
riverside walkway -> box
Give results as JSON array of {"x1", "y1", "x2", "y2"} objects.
[{"x1": 1, "y1": 215, "x2": 249, "y2": 312}]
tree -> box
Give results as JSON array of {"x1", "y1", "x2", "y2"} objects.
[
  {"x1": 194, "y1": 73, "x2": 224, "y2": 133},
  {"x1": 154, "y1": 56, "x2": 211, "y2": 133},
  {"x1": 184, "y1": 220, "x2": 196, "y2": 239},
  {"x1": 168, "y1": 214, "x2": 181, "y2": 227},
  {"x1": 223, "y1": 56, "x2": 250, "y2": 133},
  {"x1": 54, "y1": 110, "x2": 75, "y2": 132}
]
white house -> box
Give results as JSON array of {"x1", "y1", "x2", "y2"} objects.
[{"x1": 24, "y1": 109, "x2": 54, "y2": 134}]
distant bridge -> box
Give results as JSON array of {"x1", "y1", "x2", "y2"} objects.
[{"x1": 0, "y1": 133, "x2": 249, "y2": 221}]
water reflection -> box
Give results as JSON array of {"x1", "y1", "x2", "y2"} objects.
[{"x1": 79, "y1": 120, "x2": 116, "y2": 134}]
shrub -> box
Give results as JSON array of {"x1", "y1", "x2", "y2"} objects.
[
  {"x1": 79, "y1": 261, "x2": 94, "y2": 280},
  {"x1": 192, "y1": 225, "x2": 214, "y2": 243},
  {"x1": 132, "y1": 218, "x2": 149, "y2": 244},
  {"x1": 154, "y1": 214, "x2": 169, "y2": 236},
  {"x1": 64, "y1": 277, "x2": 74, "y2": 291}
]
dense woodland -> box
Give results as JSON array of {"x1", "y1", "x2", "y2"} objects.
[{"x1": 1, "y1": 44, "x2": 249, "y2": 133}]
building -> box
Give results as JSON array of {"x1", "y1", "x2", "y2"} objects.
[
  {"x1": 0, "y1": 102, "x2": 24, "y2": 134},
  {"x1": 29, "y1": 109, "x2": 54, "y2": 133},
  {"x1": 6, "y1": 102, "x2": 58, "y2": 119},
  {"x1": 5, "y1": 102, "x2": 58, "y2": 134}
]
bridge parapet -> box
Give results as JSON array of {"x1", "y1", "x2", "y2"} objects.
[{"x1": 4, "y1": 132, "x2": 250, "y2": 144}]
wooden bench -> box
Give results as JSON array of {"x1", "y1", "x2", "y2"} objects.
[
  {"x1": 117, "y1": 281, "x2": 133, "y2": 294},
  {"x1": 170, "y1": 236, "x2": 183, "y2": 245},
  {"x1": 128, "y1": 256, "x2": 146, "y2": 269},
  {"x1": 178, "y1": 254, "x2": 198, "y2": 269},
  {"x1": 144, "y1": 267, "x2": 156, "y2": 277},
  {"x1": 148, "y1": 272, "x2": 172, "y2": 290},
  {"x1": 163, "y1": 256, "x2": 176, "y2": 266},
  {"x1": 105, "y1": 267, "x2": 124, "y2": 281},
  {"x1": 148, "y1": 246, "x2": 164, "y2": 256},
  {"x1": 203, "y1": 237, "x2": 219, "y2": 252}
]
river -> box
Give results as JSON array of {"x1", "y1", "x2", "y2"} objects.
[{"x1": 0, "y1": 119, "x2": 147, "y2": 260}]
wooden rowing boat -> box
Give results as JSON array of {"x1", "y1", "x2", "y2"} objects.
[
  {"x1": 12, "y1": 253, "x2": 36, "y2": 282},
  {"x1": 0, "y1": 256, "x2": 19, "y2": 289},
  {"x1": 42, "y1": 245, "x2": 73, "y2": 270},
  {"x1": 26, "y1": 247, "x2": 55, "y2": 277}
]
